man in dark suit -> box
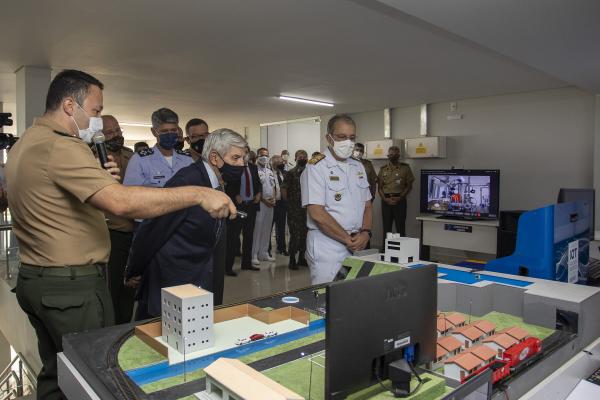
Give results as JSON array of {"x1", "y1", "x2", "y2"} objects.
[
  {"x1": 125, "y1": 129, "x2": 247, "y2": 319},
  {"x1": 225, "y1": 146, "x2": 262, "y2": 276}
]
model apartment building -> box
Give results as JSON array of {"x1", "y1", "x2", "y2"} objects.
[
  {"x1": 380, "y1": 233, "x2": 420, "y2": 264},
  {"x1": 162, "y1": 284, "x2": 214, "y2": 354}
]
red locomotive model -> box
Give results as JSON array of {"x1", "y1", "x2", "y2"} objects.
[
  {"x1": 461, "y1": 337, "x2": 542, "y2": 384},
  {"x1": 502, "y1": 337, "x2": 542, "y2": 367}
]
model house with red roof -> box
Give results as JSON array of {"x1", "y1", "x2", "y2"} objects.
[
  {"x1": 437, "y1": 317, "x2": 454, "y2": 337},
  {"x1": 444, "y1": 352, "x2": 484, "y2": 381},
  {"x1": 499, "y1": 326, "x2": 529, "y2": 342},
  {"x1": 471, "y1": 320, "x2": 496, "y2": 338},
  {"x1": 466, "y1": 345, "x2": 496, "y2": 365},
  {"x1": 451, "y1": 324, "x2": 485, "y2": 348},
  {"x1": 483, "y1": 333, "x2": 519, "y2": 358}
]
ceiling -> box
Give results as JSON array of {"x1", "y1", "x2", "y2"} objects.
[{"x1": 0, "y1": 0, "x2": 595, "y2": 139}]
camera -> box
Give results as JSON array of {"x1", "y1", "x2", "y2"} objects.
[{"x1": 0, "y1": 113, "x2": 17, "y2": 150}]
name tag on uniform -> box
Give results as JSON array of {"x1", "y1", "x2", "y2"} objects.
[
  {"x1": 329, "y1": 176, "x2": 340, "y2": 181},
  {"x1": 153, "y1": 175, "x2": 165, "y2": 179}
]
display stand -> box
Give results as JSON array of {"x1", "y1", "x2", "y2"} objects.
[{"x1": 417, "y1": 214, "x2": 499, "y2": 260}]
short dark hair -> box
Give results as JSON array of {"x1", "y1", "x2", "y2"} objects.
[
  {"x1": 185, "y1": 118, "x2": 208, "y2": 133},
  {"x1": 355, "y1": 142, "x2": 365, "y2": 150},
  {"x1": 257, "y1": 147, "x2": 268, "y2": 155},
  {"x1": 327, "y1": 114, "x2": 356, "y2": 135},
  {"x1": 151, "y1": 108, "x2": 179, "y2": 129},
  {"x1": 295, "y1": 149, "x2": 308, "y2": 159},
  {"x1": 45, "y1": 69, "x2": 104, "y2": 112},
  {"x1": 134, "y1": 141, "x2": 149, "y2": 152}
]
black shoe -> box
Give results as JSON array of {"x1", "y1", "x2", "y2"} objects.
[
  {"x1": 242, "y1": 266, "x2": 260, "y2": 271},
  {"x1": 297, "y1": 253, "x2": 308, "y2": 267},
  {"x1": 281, "y1": 250, "x2": 289, "y2": 256},
  {"x1": 225, "y1": 271, "x2": 238, "y2": 277}
]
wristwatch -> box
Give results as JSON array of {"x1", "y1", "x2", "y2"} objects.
[{"x1": 360, "y1": 228, "x2": 372, "y2": 238}]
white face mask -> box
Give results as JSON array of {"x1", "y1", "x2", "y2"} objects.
[
  {"x1": 72, "y1": 103, "x2": 103, "y2": 144},
  {"x1": 258, "y1": 155, "x2": 270, "y2": 165},
  {"x1": 282, "y1": 154, "x2": 289, "y2": 161},
  {"x1": 329, "y1": 135, "x2": 355, "y2": 159},
  {"x1": 352, "y1": 150, "x2": 362, "y2": 159}
]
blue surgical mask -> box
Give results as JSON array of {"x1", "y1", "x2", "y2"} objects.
[{"x1": 158, "y1": 131, "x2": 179, "y2": 150}]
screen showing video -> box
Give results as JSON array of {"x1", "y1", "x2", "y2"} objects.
[
  {"x1": 420, "y1": 170, "x2": 500, "y2": 219},
  {"x1": 427, "y1": 175, "x2": 491, "y2": 215}
]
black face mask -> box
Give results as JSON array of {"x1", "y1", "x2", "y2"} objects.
[
  {"x1": 276, "y1": 164, "x2": 285, "y2": 171},
  {"x1": 296, "y1": 159, "x2": 308, "y2": 167},
  {"x1": 105, "y1": 136, "x2": 124, "y2": 152},
  {"x1": 217, "y1": 154, "x2": 245, "y2": 182},
  {"x1": 174, "y1": 140, "x2": 185, "y2": 151},
  {"x1": 388, "y1": 155, "x2": 400, "y2": 162},
  {"x1": 191, "y1": 138, "x2": 205, "y2": 154}
]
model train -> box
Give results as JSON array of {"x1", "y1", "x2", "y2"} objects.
[{"x1": 461, "y1": 337, "x2": 542, "y2": 384}]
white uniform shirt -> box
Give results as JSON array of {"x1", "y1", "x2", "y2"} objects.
[
  {"x1": 301, "y1": 148, "x2": 372, "y2": 232},
  {"x1": 258, "y1": 165, "x2": 276, "y2": 201}
]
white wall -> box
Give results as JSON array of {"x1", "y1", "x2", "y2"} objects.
[{"x1": 333, "y1": 87, "x2": 595, "y2": 250}]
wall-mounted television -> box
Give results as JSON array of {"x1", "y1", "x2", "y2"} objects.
[{"x1": 420, "y1": 169, "x2": 500, "y2": 220}]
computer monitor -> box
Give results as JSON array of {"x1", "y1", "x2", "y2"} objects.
[
  {"x1": 420, "y1": 169, "x2": 500, "y2": 220},
  {"x1": 325, "y1": 265, "x2": 437, "y2": 399},
  {"x1": 557, "y1": 188, "x2": 595, "y2": 240}
]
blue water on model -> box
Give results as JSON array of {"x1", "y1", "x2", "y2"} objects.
[
  {"x1": 127, "y1": 318, "x2": 326, "y2": 386},
  {"x1": 409, "y1": 264, "x2": 532, "y2": 287}
]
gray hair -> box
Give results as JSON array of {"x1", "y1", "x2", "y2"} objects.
[
  {"x1": 151, "y1": 107, "x2": 179, "y2": 129},
  {"x1": 202, "y1": 128, "x2": 248, "y2": 160}
]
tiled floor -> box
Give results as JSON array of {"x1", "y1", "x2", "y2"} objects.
[{"x1": 222, "y1": 253, "x2": 311, "y2": 305}]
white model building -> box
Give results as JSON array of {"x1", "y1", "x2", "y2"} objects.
[
  {"x1": 380, "y1": 233, "x2": 419, "y2": 264},
  {"x1": 197, "y1": 358, "x2": 304, "y2": 400},
  {"x1": 162, "y1": 284, "x2": 214, "y2": 354}
]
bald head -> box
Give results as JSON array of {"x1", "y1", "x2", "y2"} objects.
[{"x1": 101, "y1": 115, "x2": 122, "y2": 140}]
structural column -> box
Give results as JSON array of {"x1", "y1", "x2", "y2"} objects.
[
  {"x1": 15, "y1": 66, "x2": 51, "y2": 135},
  {"x1": 594, "y1": 95, "x2": 600, "y2": 239}
]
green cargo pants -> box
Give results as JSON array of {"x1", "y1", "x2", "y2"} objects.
[{"x1": 15, "y1": 264, "x2": 115, "y2": 400}]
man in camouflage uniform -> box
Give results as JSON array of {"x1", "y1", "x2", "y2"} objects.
[{"x1": 282, "y1": 149, "x2": 309, "y2": 270}]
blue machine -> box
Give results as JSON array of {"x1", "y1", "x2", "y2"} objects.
[{"x1": 485, "y1": 201, "x2": 590, "y2": 284}]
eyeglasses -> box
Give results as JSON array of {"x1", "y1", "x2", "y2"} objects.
[{"x1": 103, "y1": 128, "x2": 122, "y2": 136}]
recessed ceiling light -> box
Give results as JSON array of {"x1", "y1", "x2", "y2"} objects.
[
  {"x1": 120, "y1": 122, "x2": 153, "y2": 128},
  {"x1": 278, "y1": 95, "x2": 334, "y2": 107}
]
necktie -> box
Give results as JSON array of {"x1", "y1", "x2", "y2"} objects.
[{"x1": 244, "y1": 167, "x2": 251, "y2": 197}]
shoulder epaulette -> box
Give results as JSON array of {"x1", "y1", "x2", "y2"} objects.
[
  {"x1": 176, "y1": 149, "x2": 192, "y2": 157},
  {"x1": 308, "y1": 153, "x2": 325, "y2": 165},
  {"x1": 138, "y1": 148, "x2": 154, "y2": 157}
]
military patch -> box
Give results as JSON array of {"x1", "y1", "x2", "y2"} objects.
[
  {"x1": 138, "y1": 148, "x2": 155, "y2": 157},
  {"x1": 308, "y1": 153, "x2": 325, "y2": 165},
  {"x1": 335, "y1": 193, "x2": 342, "y2": 201},
  {"x1": 176, "y1": 149, "x2": 192, "y2": 157},
  {"x1": 329, "y1": 176, "x2": 340, "y2": 181}
]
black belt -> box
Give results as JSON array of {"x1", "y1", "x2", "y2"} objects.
[
  {"x1": 384, "y1": 193, "x2": 402, "y2": 198},
  {"x1": 20, "y1": 263, "x2": 106, "y2": 278}
]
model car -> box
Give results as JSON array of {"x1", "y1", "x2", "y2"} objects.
[
  {"x1": 249, "y1": 333, "x2": 265, "y2": 341},
  {"x1": 264, "y1": 330, "x2": 278, "y2": 338},
  {"x1": 235, "y1": 337, "x2": 251, "y2": 346}
]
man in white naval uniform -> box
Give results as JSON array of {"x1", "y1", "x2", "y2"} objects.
[
  {"x1": 301, "y1": 114, "x2": 373, "y2": 284},
  {"x1": 251, "y1": 147, "x2": 277, "y2": 265}
]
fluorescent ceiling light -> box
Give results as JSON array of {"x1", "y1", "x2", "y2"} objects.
[
  {"x1": 120, "y1": 122, "x2": 153, "y2": 128},
  {"x1": 278, "y1": 95, "x2": 334, "y2": 107}
]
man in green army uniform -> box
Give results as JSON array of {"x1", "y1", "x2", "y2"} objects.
[
  {"x1": 282, "y1": 150, "x2": 309, "y2": 270},
  {"x1": 377, "y1": 145, "x2": 414, "y2": 240},
  {"x1": 352, "y1": 143, "x2": 377, "y2": 200}
]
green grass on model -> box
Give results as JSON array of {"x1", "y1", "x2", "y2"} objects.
[
  {"x1": 140, "y1": 331, "x2": 326, "y2": 393},
  {"x1": 118, "y1": 335, "x2": 166, "y2": 371},
  {"x1": 263, "y1": 355, "x2": 448, "y2": 400},
  {"x1": 456, "y1": 311, "x2": 555, "y2": 339}
]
